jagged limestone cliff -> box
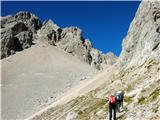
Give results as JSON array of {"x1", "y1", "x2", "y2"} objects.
[{"x1": 117, "y1": 1, "x2": 160, "y2": 69}]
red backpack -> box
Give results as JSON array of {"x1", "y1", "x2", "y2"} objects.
[{"x1": 109, "y1": 95, "x2": 115, "y2": 104}]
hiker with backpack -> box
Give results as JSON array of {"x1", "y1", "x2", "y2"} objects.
[
  {"x1": 115, "y1": 91, "x2": 124, "y2": 113},
  {"x1": 108, "y1": 95, "x2": 117, "y2": 120}
]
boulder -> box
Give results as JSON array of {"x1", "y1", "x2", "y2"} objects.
[{"x1": 66, "y1": 111, "x2": 77, "y2": 120}]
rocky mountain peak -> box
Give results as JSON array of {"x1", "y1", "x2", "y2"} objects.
[
  {"x1": 15, "y1": 11, "x2": 42, "y2": 31},
  {"x1": 1, "y1": 11, "x2": 42, "y2": 32},
  {"x1": 1, "y1": 11, "x2": 42, "y2": 58},
  {"x1": 61, "y1": 27, "x2": 82, "y2": 39},
  {"x1": 42, "y1": 19, "x2": 60, "y2": 31},
  {"x1": 1, "y1": 11, "x2": 117, "y2": 69}
]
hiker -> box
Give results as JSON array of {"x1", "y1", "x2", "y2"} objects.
[
  {"x1": 115, "y1": 91, "x2": 124, "y2": 112},
  {"x1": 108, "y1": 95, "x2": 116, "y2": 120}
]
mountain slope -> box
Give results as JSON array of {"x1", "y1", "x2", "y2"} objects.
[
  {"x1": 27, "y1": 1, "x2": 160, "y2": 120},
  {"x1": 29, "y1": 59, "x2": 160, "y2": 120},
  {"x1": 1, "y1": 11, "x2": 118, "y2": 120},
  {"x1": 2, "y1": 39, "x2": 97, "y2": 120}
]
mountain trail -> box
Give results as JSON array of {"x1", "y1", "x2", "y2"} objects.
[{"x1": 26, "y1": 65, "x2": 118, "y2": 120}]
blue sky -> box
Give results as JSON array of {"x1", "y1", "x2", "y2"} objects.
[{"x1": 1, "y1": 1, "x2": 140, "y2": 56}]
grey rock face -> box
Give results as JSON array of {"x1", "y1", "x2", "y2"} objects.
[
  {"x1": 102, "y1": 52, "x2": 117, "y2": 65},
  {"x1": 38, "y1": 19, "x2": 62, "y2": 45},
  {"x1": 1, "y1": 22, "x2": 27, "y2": 41},
  {"x1": 90, "y1": 48, "x2": 102, "y2": 70},
  {"x1": 14, "y1": 11, "x2": 42, "y2": 31},
  {"x1": 1, "y1": 15, "x2": 13, "y2": 28},
  {"x1": 15, "y1": 31, "x2": 33, "y2": 49},
  {"x1": 57, "y1": 27, "x2": 117, "y2": 69},
  {"x1": 1, "y1": 12, "x2": 42, "y2": 32},
  {"x1": 11, "y1": 22, "x2": 28, "y2": 35},
  {"x1": 118, "y1": 1, "x2": 160, "y2": 68},
  {"x1": 1, "y1": 31, "x2": 33, "y2": 59},
  {"x1": 1, "y1": 11, "x2": 42, "y2": 59},
  {"x1": 58, "y1": 27, "x2": 88, "y2": 60},
  {"x1": 1, "y1": 34, "x2": 16, "y2": 58}
]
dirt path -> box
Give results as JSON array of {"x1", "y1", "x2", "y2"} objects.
[{"x1": 26, "y1": 65, "x2": 117, "y2": 120}]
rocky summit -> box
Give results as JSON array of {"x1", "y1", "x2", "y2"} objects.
[
  {"x1": 1, "y1": 12, "x2": 117, "y2": 70},
  {"x1": 1, "y1": 11, "x2": 42, "y2": 59}
]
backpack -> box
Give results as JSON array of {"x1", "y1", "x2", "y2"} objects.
[
  {"x1": 116, "y1": 94, "x2": 122, "y2": 101},
  {"x1": 109, "y1": 95, "x2": 115, "y2": 104}
]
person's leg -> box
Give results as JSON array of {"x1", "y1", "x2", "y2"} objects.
[
  {"x1": 109, "y1": 106, "x2": 112, "y2": 120},
  {"x1": 114, "y1": 106, "x2": 116, "y2": 120},
  {"x1": 122, "y1": 99, "x2": 124, "y2": 108},
  {"x1": 119, "y1": 101, "x2": 122, "y2": 110},
  {"x1": 117, "y1": 102, "x2": 120, "y2": 112}
]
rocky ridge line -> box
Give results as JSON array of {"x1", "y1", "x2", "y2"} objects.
[{"x1": 1, "y1": 12, "x2": 117, "y2": 70}]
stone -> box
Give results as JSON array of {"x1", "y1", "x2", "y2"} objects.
[
  {"x1": 66, "y1": 111, "x2": 77, "y2": 120},
  {"x1": 15, "y1": 31, "x2": 33, "y2": 49}
]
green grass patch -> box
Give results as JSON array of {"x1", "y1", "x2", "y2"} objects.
[
  {"x1": 124, "y1": 96, "x2": 133, "y2": 104},
  {"x1": 152, "y1": 106, "x2": 158, "y2": 113},
  {"x1": 150, "y1": 88, "x2": 160, "y2": 101},
  {"x1": 144, "y1": 59, "x2": 158, "y2": 71},
  {"x1": 138, "y1": 96, "x2": 146, "y2": 105},
  {"x1": 118, "y1": 114, "x2": 126, "y2": 120},
  {"x1": 76, "y1": 98, "x2": 107, "y2": 120},
  {"x1": 126, "y1": 84, "x2": 133, "y2": 92}
]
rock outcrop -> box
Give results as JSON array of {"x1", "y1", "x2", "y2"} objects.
[
  {"x1": 102, "y1": 52, "x2": 118, "y2": 65},
  {"x1": 57, "y1": 27, "x2": 92, "y2": 65},
  {"x1": 38, "y1": 19, "x2": 61, "y2": 45},
  {"x1": 118, "y1": 1, "x2": 160, "y2": 69},
  {"x1": 1, "y1": 12, "x2": 117, "y2": 69},
  {"x1": 1, "y1": 12, "x2": 42, "y2": 59}
]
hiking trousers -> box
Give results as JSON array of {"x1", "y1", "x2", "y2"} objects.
[{"x1": 109, "y1": 104, "x2": 116, "y2": 120}]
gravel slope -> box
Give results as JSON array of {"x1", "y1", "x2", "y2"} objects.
[
  {"x1": 26, "y1": 65, "x2": 117, "y2": 120},
  {"x1": 1, "y1": 39, "x2": 96, "y2": 120}
]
